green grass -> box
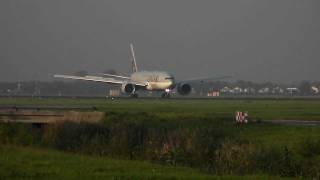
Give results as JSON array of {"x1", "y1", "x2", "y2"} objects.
[
  {"x1": 2, "y1": 98, "x2": 320, "y2": 149},
  {"x1": 237, "y1": 123, "x2": 320, "y2": 148},
  {"x1": 1, "y1": 97, "x2": 320, "y2": 120},
  {"x1": 0, "y1": 145, "x2": 282, "y2": 179},
  {"x1": 1, "y1": 97, "x2": 320, "y2": 178}
]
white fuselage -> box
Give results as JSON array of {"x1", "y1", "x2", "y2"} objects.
[{"x1": 131, "y1": 71, "x2": 175, "y2": 90}]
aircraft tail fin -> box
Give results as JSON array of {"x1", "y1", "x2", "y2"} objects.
[{"x1": 130, "y1": 43, "x2": 138, "y2": 73}]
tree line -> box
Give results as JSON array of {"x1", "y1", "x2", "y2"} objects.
[{"x1": 0, "y1": 80, "x2": 319, "y2": 97}]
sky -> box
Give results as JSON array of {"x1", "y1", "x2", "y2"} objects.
[{"x1": 0, "y1": 0, "x2": 319, "y2": 82}]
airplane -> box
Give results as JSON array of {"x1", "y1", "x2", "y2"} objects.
[{"x1": 54, "y1": 43, "x2": 230, "y2": 98}]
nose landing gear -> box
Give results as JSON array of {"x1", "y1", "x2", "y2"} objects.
[{"x1": 161, "y1": 89, "x2": 171, "y2": 98}]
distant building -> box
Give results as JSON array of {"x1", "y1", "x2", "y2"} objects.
[
  {"x1": 286, "y1": 87, "x2": 299, "y2": 95},
  {"x1": 258, "y1": 87, "x2": 270, "y2": 94},
  {"x1": 207, "y1": 91, "x2": 220, "y2": 97},
  {"x1": 220, "y1": 86, "x2": 231, "y2": 93},
  {"x1": 272, "y1": 86, "x2": 284, "y2": 94},
  {"x1": 233, "y1": 87, "x2": 242, "y2": 94},
  {"x1": 109, "y1": 89, "x2": 120, "y2": 97},
  {"x1": 311, "y1": 86, "x2": 319, "y2": 94},
  {"x1": 243, "y1": 87, "x2": 255, "y2": 94}
]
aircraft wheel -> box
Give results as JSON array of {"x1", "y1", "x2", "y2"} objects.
[
  {"x1": 130, "y1": 93, "x2": 138, "y2": 98},
  {"x1": 161, "y1": 93, "x2": 171, "y2": 98}
]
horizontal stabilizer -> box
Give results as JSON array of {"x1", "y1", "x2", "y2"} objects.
[{"x1": 181, "y1": 75, "x2": 232, "y2": 83}]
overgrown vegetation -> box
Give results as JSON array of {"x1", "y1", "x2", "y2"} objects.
[
  {"x1": 1, "y1": 98, "x2": 320, "y2": 178},
  {"x1": 0, "y1": 145, "x2": 222, "y2": 179},
  {"x1": 1, "y1": 111, "x2": 320, "y2": 178}
]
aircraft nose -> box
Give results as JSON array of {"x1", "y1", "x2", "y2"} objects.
[
  {"x1": 165, "y1": 76, "x2": 175, "y2": 88},
  {"x1": 169, "y1": 79, "x2": 175, "y2": 88}
]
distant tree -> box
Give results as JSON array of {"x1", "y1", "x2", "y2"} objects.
[
  {"x1": 74, "y1": 70, "x2": 88, "y2": 77},
  {"x1": 234, "y1": 80, "x2": 255, "y2": 88},
  {"x1": 299, "y1": 81, "x2": 312, "y2": 96}
]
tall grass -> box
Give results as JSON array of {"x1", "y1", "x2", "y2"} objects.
[
  {"x1": 0, "y1": 145, "x2": 220, "y2": 179},
  {"x1": 1, "y1": 110, "x2": 320, "y2": 178}
]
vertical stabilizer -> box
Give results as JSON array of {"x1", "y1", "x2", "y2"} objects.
[{"x1": 130, "y1": 43, "x2": 138, "y2": 73}]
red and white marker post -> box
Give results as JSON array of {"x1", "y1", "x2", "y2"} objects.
[{"x1": 235, "y1": 111, "x2": 248, "y2": 124}]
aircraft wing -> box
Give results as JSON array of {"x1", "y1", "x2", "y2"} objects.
[
  {"x1": 180, "y1": 75, "x2": 232, "y2": 83},
  {"x1": 101, "y1": 73, "x2": 131, "y2": 80},
  {"x1": 54, "y1": 74, "x2": 146, "y2": 86}
]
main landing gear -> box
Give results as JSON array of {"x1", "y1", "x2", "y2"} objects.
[
  {"x1": 161, "y1": 89, "x2": 171, "y2": 98},
  {"x1": 161, "y1": 92, "x2": 171, "y2": 98}
]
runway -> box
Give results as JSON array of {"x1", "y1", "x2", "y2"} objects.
[{"x1": 2, "y1": 94, "x2": 320, "y2": 100}]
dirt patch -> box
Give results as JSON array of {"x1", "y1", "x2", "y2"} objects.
[{"x1": 0, "y1": 109, "x2": 104, "y2": 123}]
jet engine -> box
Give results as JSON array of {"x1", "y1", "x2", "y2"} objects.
[
  {"x1": 177, "y1": 83, "x2": 191, "y2": 95},
  {"x1": 121, "y1": 83, "x2": 135, "y2": 94}
]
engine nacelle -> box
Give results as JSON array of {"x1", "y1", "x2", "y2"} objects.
[
  {"x1": 177, "y1": 83, "x2": 191, "y2": 95},
  {"x1": 121, "y1": 83, "x2": 135, "y2": 94}
]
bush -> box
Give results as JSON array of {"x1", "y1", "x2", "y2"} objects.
[
  {"x1": 213, "y1": 140, "x2": 256, "y2": 175},
  {"x1": 42, "y1": 122, "x2": 110, "y2": 155},
  {"x1": 0, "y1": 123, "x2": 36, "y2": 145},
  {"x1": 296, "y1": 138, "x2": 320, "y2": 178},
  {"x1": 298, "y1": 138, "x2": 320, "y2": 158}
]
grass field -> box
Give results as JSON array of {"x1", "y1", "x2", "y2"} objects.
[
  {"x1": 1, "y1": 97, "x2": 320, "y2": 120},
  {"x1": 0, "y1": 145, "x2": 284, "y2": 179},
  {"x1": 0, "y1": 145, "x2": 211, "y2": 179},
  {"x1": 1, "y1": 97, "x2": 320, "y2": 178}
]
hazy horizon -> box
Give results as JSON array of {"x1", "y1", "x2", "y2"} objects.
[{"x1": 1, "y1": 1, "x2": 319, "y2": 83}]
